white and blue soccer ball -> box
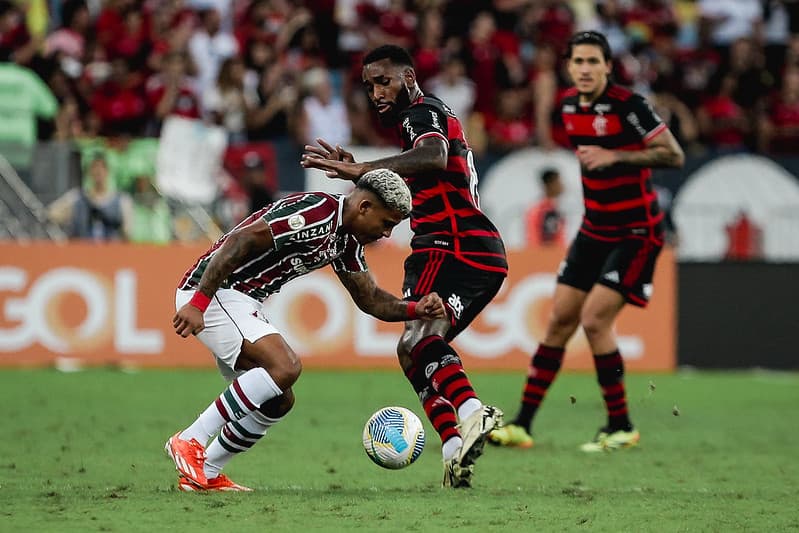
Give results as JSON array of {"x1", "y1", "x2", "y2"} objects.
[{"x1": 362, "y1": 406, "x2": 425, "y2": 469}]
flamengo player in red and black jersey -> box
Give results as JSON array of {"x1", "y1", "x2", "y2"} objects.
[
  {"x1": 165, "y1": 170, "x2": 447, "y2": 492},
  {"x1": 490, "y1": 31, "x2": 684, "y2": 452},
  {"x1": 301, "y1": 45, "x2": 506, "y2": 488}
]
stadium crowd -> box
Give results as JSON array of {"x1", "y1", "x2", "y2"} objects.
[{"x1": 1, "y1": 0, "x2": 798, "y2": 240}]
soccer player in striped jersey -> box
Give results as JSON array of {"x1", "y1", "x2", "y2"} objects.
[
  {"x1": 489, "y1": 31, "x2": 685, "y2": 452},
  {"x1": 301, "y1": 45, "x2": 507, "y2": 488},
  {"x1": 166, "y1": 169, "x2": 447, "y2": 491}
]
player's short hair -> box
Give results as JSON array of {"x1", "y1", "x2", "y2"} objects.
[
  {"x1": 356, "y1": 169, "x2": 412, "y2": 218},
  {"x1": 362, "y1": 45, "x2": 414, "y2": 69},
  {"x1": 566, "y1": 31, "x2": 612, "y2": 61}
]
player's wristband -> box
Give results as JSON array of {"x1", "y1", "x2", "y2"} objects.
[
  {"x1": 189, "y1": 291, "x2": 212, "y2": 313},
  {"x1": 406, "y1": 301, "x2": 419, "y2": 320}
]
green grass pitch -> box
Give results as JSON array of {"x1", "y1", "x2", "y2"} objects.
[{"x1": 1, "y1": 368, "x2": 797, "y2": 532}]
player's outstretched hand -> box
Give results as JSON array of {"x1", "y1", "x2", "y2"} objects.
[
  {"x1": 173, "y1": 304, "x2": 206, "y2": 337},
  {"x1": 416, "y1": 292, "x2": 447, "y2": 320},
  {"x1": 304, "y1": 138, "x2": 355, "y2": 163},
  {"x1": 301, "y1": 138, "x2": 362, "y2": 180}
]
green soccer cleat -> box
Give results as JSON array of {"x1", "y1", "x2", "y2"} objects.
[
  {"x1": 487, "y1": 423, "x2": 534, "y2": 448},
  {"x1": 579, "y1": 427, "x2": 640, "y2": 453}
]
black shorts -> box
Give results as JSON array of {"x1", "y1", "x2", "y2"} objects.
[
  {"x1": 403, "y1": 250, "x2": 506, "y2": 341},
  {"x1": 557, "y1": 230, "x2": 663, "y2": 307}
]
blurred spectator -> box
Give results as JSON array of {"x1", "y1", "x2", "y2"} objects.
[
  {"x1": 295, "y1": 67, "x2": 350, "y2": 148},
  {"x1": 653, "y1": 183, "x2": 678, "y2": 246},
  {"x1": 145, "y1": 50, "x2": 201, "y2": 134},
  {"x1": 239, "y1": 150, "x2": 274, "y2": 212},
  {"x1": 485, "y1": 88, "x2": 533, "y2": 158},
  {"x1": 245, "y1": 60, "x2": 297, "y2": 142},
  {"x1": 623, "y1": 0, "x2": 679, "y2": 48},
  {"x1": 762, "y1": 0, "x2": 791, "y2": 80},
  {"x1": 412, "y1": 8, "x2": 444, "y2": 87},
  {"x1": 671, "y1": 39, "x2": 723, "y2": 109},
  {"x1": 650, "y1": 78, "x2": 700, "y2": 152},
  {"x1": 758, "y1": 65, "x2": 799, "y2": 154},
  {"x1": 89, "y1": 57, "x2": 148, "y2": 137},
  {"x1": 527, "y1": 0, "x2": 575, "y2": 55},
  {"x1": 581, "y1": 0, "x2": 630, "y2": 57},
  {"x1": 0, "y1": 61, "x2": 58, "y2": 166},
  {"x1": 36, "y1": 55, "x2": 92, "y2": 139},
  {"x1": 426, "y1": 53, "x2": 476, "y2": 128},
  {"x1": 525, "y1": 168, "x2": 565, "y2": 247},
  {"x1": 698, "y1": 0, "x2": 763, "y2": 59},
  {"x1": 44, "y1": 0, "x2": 90, "y2": 62},
  {"x1": 109, "y1": 3, "x2": 153, "y2": 69},
  {"x1": 188, "y1": 7, "x2": 238, "y2": 105},
  {"x1": 203, "y1": 55, "x2": 248, "y2": 144},
  {"x1": 527, "y1": 43, "x2": 560, "y2": 150},
  {"x1": 129, "y1": 174, "x2": 172, "y2": 243},
  {"x1": 0, "y1": 0, "x2": 39, "y2": 65},
  {"x1": 465, "y1": 11, "x2": 501, "y2": 115},
  {"x1": 696, "y1": 73, "x2": 750, "y2": 152},
  {"x1": 147, "y1": 0, "x2": 196, "y2": 71},
  {"x1": 729, "y1": 37, "x2": 774, "y2": 106},
  {"x1": 48, "y1": 153, "x2": 133, "y2": 240}
]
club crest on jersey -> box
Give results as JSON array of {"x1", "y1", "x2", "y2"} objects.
[
  {"x1": 288, "y1": 214, "x2": 305, "y2": 230},
  {"x1": 592, "y1": 115, "x2": 608, "y2": 136}
]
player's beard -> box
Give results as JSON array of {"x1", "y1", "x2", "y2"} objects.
[{"x1": 376, "y1": 86, "x2": 412, "y2": 127}]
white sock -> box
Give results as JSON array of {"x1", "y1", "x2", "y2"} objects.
[
  {"x1": 180, "y1": 367, "x2": 282, "y2": 445},
  {"x1": 204, "y1": 409, "x2": 281, "y2": 479},
  {"x1": 441, "y1": 436, "x2": 463, "y2": 461},
  {"x1": 457, "y1": 398, "x2": 483, "y2": 421}
]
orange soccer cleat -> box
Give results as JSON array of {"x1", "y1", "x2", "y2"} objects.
[
  {"x1": 178, "y1": 474, "x2": 253, "y2": 492},
  {"x1": 165, "y1": 432, "x2": 208, "y2": 487}
]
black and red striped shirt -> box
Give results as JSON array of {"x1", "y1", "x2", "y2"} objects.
[
  {"x1": 178, "y1": 192, "x2": 367, "y2": 301},
  {"x1": 397, "y1": 95, "x2": 508, "y2": 274},
  {"x1": 561, "y1": 83, "x2": 667, "y2": 239}
]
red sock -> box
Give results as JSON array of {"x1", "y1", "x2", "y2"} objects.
[{"x1": 593, "y1": 350, "x2": 632, "y2": 430}]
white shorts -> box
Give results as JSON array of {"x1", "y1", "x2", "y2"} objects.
[{"x1": 175, "y1": 288, "x2": 280, "y2": 380}]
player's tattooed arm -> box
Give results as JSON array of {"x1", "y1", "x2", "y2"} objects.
[
  {"x1": 337, "y1": 271, "x2": 446, "y2": 321},
  {"x1": 195, "y1": 219, "x2": 274, "y2": 298},
  {"x1": 616, "y1": 128, "x2": 685, "y2": 168}
]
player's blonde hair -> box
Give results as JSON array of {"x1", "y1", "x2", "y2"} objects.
[{"x1": 356, "y1": 169, "x2": 412, "y2": 218}]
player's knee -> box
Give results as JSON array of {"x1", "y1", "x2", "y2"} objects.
[
  {"x1": 259, "y1": 388, "x2": 295, "y2": 419},
  {"x1": 270, "y1": 353, "x2": 302, "y2": 390},
  {"x1": 548, "y1": 309, "x2": 580, "y2": 337},
  {"x1": 580, "y1": 310, "x2": 611, "y2": 340}
]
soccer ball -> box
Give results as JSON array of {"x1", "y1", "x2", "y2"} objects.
[{"x1": 362, "y1": 406, "x2": 425, "y2": 469}]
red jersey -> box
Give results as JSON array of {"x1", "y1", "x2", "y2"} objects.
[
  {"x1": 561, "y1": 83, "x2": 667, "y2": 239},
  {"x1": 396, "y1": 95, "x2": 507, "y2": 274}
]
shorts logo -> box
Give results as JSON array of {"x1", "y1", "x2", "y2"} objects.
[
  {"x1": 557, "y1": 260, "x2": 568, "y2": 276},
  {"x1": 447, "y1": 294, "x2": 463, "y2": 320},
  {"x1": 604, "y1": 270, "x2": 620, "y2": 283},
  {"x1": 643, "y1": 283, "x2": 653, "y2": 299},
  {"x1": 424, "y1": 362, "x2": 439, "y2": 379},
  {"x1": 288, "y1": 214, "x2": 305, "y2": 230}
]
